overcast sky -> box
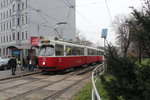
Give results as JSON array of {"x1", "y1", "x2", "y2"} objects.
[{"x1": 76, "y1": 0, "x2": 142, "y2": 46}]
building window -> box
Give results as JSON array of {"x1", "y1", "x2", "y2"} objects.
[
  {"x1": 3, "y1": 12, "x2": 5, "y2": 18},
  {"x1": 17, "y1": 32, "x2": 19, "y2": 40},
  {"x1": 4, "y1": 23, "x2": 5, "y2": 30},
  {"x1": 22, "y1": 32, "x2": 24, "y2": 40},
  {"x1": 17, "y1": 4, "x2": 20, "y2": 11},
  {"x1": 22, "y1": 2, "x2": 24, "y2": 10},
  {"x1": 4, "y1": 0, "x2": 5, "y2": 6},
  {"x1": 1, "y1": 13, "x2": 2, "y2": 19},
  {"x1": 7, "y1": 35, "x2": 8, "y2": 42},
  {"x1": 12, "y1": 4, "x2": 15, "y2": 12},
  {"x1": 10, "y1": 0, "x2": 12, "y2": 3},
  {"x1": 26, "y1": 31, "x2": 28, "y2": 39},
  {"x1": 1, "y1": 2, "x2": 2, "y2": 8},
  {"x1": 17, "y1": 18, "x2": 20, "y2": 25},
  {"x1": 3, "y1": 48, "x2": 5, "y2": 55},
  {"x1": 9, "y1": 21, "x2": 11, "y2": 28},
  {"x1": 22, "y1": 16, "x2": 24, "y2": 24},
  {"x1": 4, "y1": 36, "x2": 5, "y2": 43},
  {"x1": 7, "y1": 22, "x2": 8, "y2": 29},
  {"x1": 9, "y1": 35, "x2": 11, "y2": 42},
  {"x1": 6, "y1": 0, "x2": 8, "y2": 5},
  {"x1": 6, "y1": 11, "x2": 8, "y2": 17},
  {"x1": 9, "y1": 9, "x2": 11, "y2": 16},
  {"x1": 1, "y1": 24, "x2": 3, "y2": 31},
  {"x1": 25, "y1": 15, "x2": 28, "y2": 23},
  {"x1": 12, "y1": 18, "x2": 15, "y2": 26},
  {"x1": 13, "y1": 32, "x2": 15, "y2": 40},
  {"x1": 1, "y1": 36, "x2": 2, "y2": 43},
  {"x1": 26, "y1": 0, "x2": 28, "y2": 8}
]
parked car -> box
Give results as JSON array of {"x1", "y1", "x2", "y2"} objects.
[{"x1": 0, "y1": 58, "x2": 11, "y2": 70}]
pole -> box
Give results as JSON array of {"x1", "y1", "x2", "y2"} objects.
[
  {"x1": 37, "y1": 24, "x2": 40, "y2": 37},
  {"x1": 104, "y1": 38, "x2": 106, "y2": 47}
]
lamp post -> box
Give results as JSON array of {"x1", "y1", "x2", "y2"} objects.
[{"x1": 54, "y1": 22, "x2": 68, "y2": 39}]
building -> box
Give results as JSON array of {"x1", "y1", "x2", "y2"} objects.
[{"x1": 0, "y1": 0, "x2": 76, "y2": 58}]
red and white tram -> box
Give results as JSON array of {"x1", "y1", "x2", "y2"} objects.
[{"x1": 38, "y1": 39, "x2": 102, "y2": 72}]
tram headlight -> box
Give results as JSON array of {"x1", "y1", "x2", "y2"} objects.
[{"x1": 43, "y1": 62, "x2": 46, "y2": 65}]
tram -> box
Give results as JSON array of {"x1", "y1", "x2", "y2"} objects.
[{"x1": 38, "y1": 39, "x2": 102, "y2": 72}]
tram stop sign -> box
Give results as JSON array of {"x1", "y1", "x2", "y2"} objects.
[{"x1": 101, "y1": 28, "x2": 108, "y2": 38}]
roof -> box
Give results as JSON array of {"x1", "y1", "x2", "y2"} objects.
[{"x1": 6, "y1": 45, "x2": 31, "y2": 49}]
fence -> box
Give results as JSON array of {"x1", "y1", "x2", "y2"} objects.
[{"x1": 92, "y1": 63, "x2": 106, "y2": 100}]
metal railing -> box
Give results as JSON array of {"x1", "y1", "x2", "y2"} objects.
[{"x1": 92, "y1": 63, "x2": 106, "y2": 100}]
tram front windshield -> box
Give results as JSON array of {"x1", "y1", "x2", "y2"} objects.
[{"x1": 39, "y1": 45, "x2": 54, "y2": 56}]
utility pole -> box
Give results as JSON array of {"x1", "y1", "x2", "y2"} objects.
[
  {"x1": 101, "y1": 28, "x2": 108, "y2": 47},
  {"x1": 37, "y1": 24, "x2": 40, "y2": 37}
]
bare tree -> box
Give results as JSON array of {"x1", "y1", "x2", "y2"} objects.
[
  {"x1": 112, "y1": 15, "x2": 134, "y2": 56},
  {"x1": 75, "y1": 29, "x2": 93, "y2": 46}
]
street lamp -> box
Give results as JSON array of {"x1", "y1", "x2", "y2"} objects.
[{"x1": 54, "y1": 22, "x2": 68, "y2": 39}]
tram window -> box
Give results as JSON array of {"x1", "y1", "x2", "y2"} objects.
[
  {"x1": 88, "y1": 49, "x2": 97, "y2": 55},
  {"x1": 66, "y1": 46, "x2": 72, "y2": 56},
  {"x1": 39, "y1": 45, "x2": 54, "y2": 56},
  {"x1": 72, "y1": 47, "x2": 76, "y2": 55},
  {"x1": 72, "y1": 46, "x2": 79, "y2": 55},
  {"x1": 66, "y1": 46, "x2": 84, "y2": 56},
  {"x1": 91, "y1": 50, "x2": 96, "y2": 55},
  {"x1": 55, "y1": 44, "x2": 64, "y2": 56},
  {"x1": 78, "y1": 47, "x2": 84, "y2": 55},
  {"x1": 88, "y1": 49, "x2": 91, "y2": 55},
  {"x1": 97, "y1": 51, "x2": 101, "y2": 55},
  {"x1": 91, "y1": 50, "x2": 94, "y2": 55}
]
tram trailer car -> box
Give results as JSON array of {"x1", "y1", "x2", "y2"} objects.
[{"x1": 38, "y1": 39, "x2": 102, "y2": 72}]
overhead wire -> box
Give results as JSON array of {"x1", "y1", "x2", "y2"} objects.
[
  {"x1": 105, "y1": 0, "x2": 113, "y2": 22},
  {"x1": 62, "y1": 0, "x2": 100, "y2": 30},
  {"x1": 4, "y1": 0, "x2": 112, "y2": 34}
]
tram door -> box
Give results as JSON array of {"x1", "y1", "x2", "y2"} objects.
[
  {"x1": 29, "y1": 49, "x2": 36, "y2": 56},
  {"x1": 30, "y1": 46, "x2": 40, "y2": 57}
]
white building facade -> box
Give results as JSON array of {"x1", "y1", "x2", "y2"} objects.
[{"x1": 0, "y1": 0, "x2": 76, "y2": 57}]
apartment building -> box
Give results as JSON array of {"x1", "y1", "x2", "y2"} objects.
[{"x1": 0, "y1": 0, "x2": 76, "y2": 58}]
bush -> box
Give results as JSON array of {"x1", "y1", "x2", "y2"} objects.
[{"x1": 101, "y1": 45, "x2": 150, "y2": 100}]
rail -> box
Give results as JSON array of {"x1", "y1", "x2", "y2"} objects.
[{"x1": 92, "y1": 63, "x2": 106, "y2": 100}]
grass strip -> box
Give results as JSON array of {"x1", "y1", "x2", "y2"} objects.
[{"x1": 73, "y1": 76, "x2": 109, "y2": 100}]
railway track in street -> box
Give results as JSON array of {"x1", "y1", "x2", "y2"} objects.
[
  {"x1": 42, "y1": 75, "x2": 90, "y2": 100},
  {"x1": 0, "y1": 64, "x2": 100, "y2": 100}
]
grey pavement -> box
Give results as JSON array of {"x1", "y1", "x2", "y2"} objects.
[{"x1": 0, "y1": 67, "x2": 40, "y2": 80}]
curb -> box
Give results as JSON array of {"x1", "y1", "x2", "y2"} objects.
[{"x1": 0, "y1": 71, "x2": 41, "y2": 81}]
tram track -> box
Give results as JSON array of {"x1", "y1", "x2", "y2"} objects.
[
  {"x1": 0, "y1": 74, "x2": 49, "y2": 92},
  {"x1": 0, "y1": 64, "x2": 100, "y2": 100},
  {"x1": 43, "y1": 75, "x2": 91, "y2": 100},
  {"x1": 7, "y1": 75, "x2": 70, "y2": 100},
  {"x1": 45, "y1": 65, "x2": 95, "y2": 100},
  {"x1": 0, "y1": 63, "x2": 97, "y2": 82},
  {"x1": 0, "y1": 64, "x2": 97, "y2": 87},
  {"x1": 7, "y1": 64, "x2": 95, "y2": 100}
]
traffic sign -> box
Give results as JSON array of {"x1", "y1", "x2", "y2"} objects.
[{"x1": 101, "y1": 28, "x2": 108, "y2": 38}]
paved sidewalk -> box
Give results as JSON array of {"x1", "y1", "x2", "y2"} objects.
[{"x1": 0, "y1": 67, "x2": 40, "y2": 80}]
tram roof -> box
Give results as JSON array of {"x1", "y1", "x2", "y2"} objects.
[{"x1": 40, "y1": 39, "x2": 102, "y2": 51}]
